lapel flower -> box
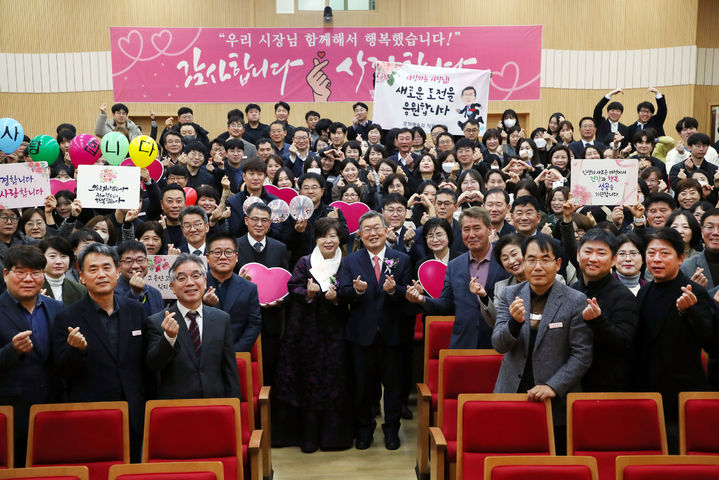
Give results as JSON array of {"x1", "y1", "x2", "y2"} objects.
[
  {"x1": 384, "y1": 257, "x2": 399, "y2": 272},
  {"x1": 329, "y1": 274, "x2": 340, "y2": 288}
]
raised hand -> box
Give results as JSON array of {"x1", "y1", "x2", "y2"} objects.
[
  {"x1": 128, "y1": 271, "x2": 146, "y2": 295},
  {"x1": 582, "y1": 297, "x2": 602, "y2": 321},
  {"x1": 161, "y1": 311, "x2": 179, "y2": 339},
  {"x1": 203, "y1": 286, "x2": 219, "y2": 306},
  {"x1": 67, "y1": 326, "x2": 87, "y2": 351},
  {"x1": 405, "y1": 280, "x2": 425, "y2": 304},
  {"x1": 383, "y1": 274, "x2": 396, "y2": 294},
  {"x1": 12, "y1": 330, "x2": 33, "y2": 354},
  {"x1": 676, "y1": 284, "x2": 697, "y2": 313},
  {"x1": 509, "y1": 296, "x2": 526, "y2": 323},
  {"x1": 307, "y1": 278, "x2": 321, "y2": 300},
  {"x1": 353, "y1": 275, "x2": 368, "y2": 294},
  {"x1": 469, "y1": 276, "x2": 486, "y2": 297},
  {"x1": 690, "y1": 267, "x2": 708, "y2": 287}
]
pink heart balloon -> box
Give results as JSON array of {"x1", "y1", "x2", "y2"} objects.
[
  {"x1": 121, "y1": 157, "x2": 164, "y2": 181},
  {"x1": 240, "y1": 262, "x2": 291, "y2": 305},
  {"x1": 417, "y1": 259, "x2": 447, "y2": 299},
  {"x1": 330, "y1": 201, "x2": 370, "y2": 234},
  {"x1": 265, "y1": 184, "x2": 298, "y2": 204},
  {"x1": 50, "y1": 178, "x2": 77, "y2": 195}
]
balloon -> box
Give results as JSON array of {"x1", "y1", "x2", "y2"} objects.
[
  {"x1": 0, "y1": 118, "x2": 24, "y2": 154},
  {"x1": 289, "y1": 195, "x2": 314, "y2": 221},
  {"x1": 69, "y1": 134, "x2": 101, "y2": 166},
  {"x1": 418, "y1": 260, "x2": 448, "y2": 299},
  {"x1": 121, "y1": 157, "x2": 164, "y2": 182},
  {"x1": 28, "y1": 135, "x2": 59, "y2": 164},
  {"x1": 101, "y1": 132, "x2": 130, "y2": 166},
  {"x1": 268, "y1": 199, "x2": 290, "y2": 223},
  {"x1": 128, "y1": 135, "x2": 158, "y2": 168},
  {"x1": 184, "y1": 187, "x2": 197, "y2": 205}
]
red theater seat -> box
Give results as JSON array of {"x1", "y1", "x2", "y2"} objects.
[
  {"x1": 27, "y1": 402, "x2": 129, "y2": 480},
  {"x1": 484, "y1": 455, "x2": 598, "y2": 480},
  {"x1": 0, "y1": 465, "x2": 89, "y2": 479},
  {"x1": 679, "y1": 392, "x2": 719, "y2": 455},
  {"x1": 108, "y1": 461, "x2": 224, "y2": 480},
  {"x1": 567, "y1": 393, "x2": 667, "y2": 480},
  {"x1": 0, "y1": 406, "x2": 13, "y2": 469},
  {"x1": 616, "y1": 455, "x2": 719, "y2": 480},
  {"x1": 249, "y1": 339, "x2": 271, "y2": 480}
]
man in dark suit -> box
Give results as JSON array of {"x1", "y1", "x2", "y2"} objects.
[
  {"x1": 237, "y1": 203, "x2": 289, "y2": 386},
  {"x1": 0, "y1": 246, "x2": 65, "y2": 467},
  {"x1": 626, "y1": 87, "x2": 668, "y2": 141},
  {"x1": 226, "y1": 158, "x2": 279, "y2": 238},
  {"x1": 52, "y1": 243, "x2": 149, "y2": 461},
  {"x1": 146, "y1": 254, "x2": 241, "y2": 400},
  {"x1": 206, "y1": 234, "x2": 261, "y2": 352},
  {"x1": 178, "y1": 206, "x2": 209, "y2": 255},
  {"x1": 407, "y1": 207, "x2": 510, "y2": 348},
  {"x1": 568, "y1": 117, "x2": 607, "y2": 158},
  {"x1": 338, "y1": 211, "x2": 412, "y2": 450},
  {"x1": 115, "y1": 241, "x2": 164, "y2": 316},
  {"x1": 593, "y1": 88, "x2": 629, "y2": 147},
  {"x1": 387, "y1": 128, "x2": 420, "y2": 178},
  {"x1": 283, "y1": 127, "x2": 318, "y2": 178},
  {"x1": 382, "y1": 194, "x2": 415, "y2": 254}
]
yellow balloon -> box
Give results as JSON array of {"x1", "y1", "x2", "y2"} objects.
[{"x1": 128, "y1": 135, "x2": 158, "y2": 168}]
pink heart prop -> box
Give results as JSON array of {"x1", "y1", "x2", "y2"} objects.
[
  {"x1": 50, "y1": 179, "x2": 77, "y2": 195},
  {"x1": 265, "y1": 184, "x2": 298, "y2": 204},
  {"x1": 330, "y1": 201, "x2": 370, "y2": 234},
  {"x1": 121, "y1": 157, "x2": 164, "y2": 181},
  {"x1": 240, "y1": 262, "x2": 291, "y2": 305},
  {"x1": 418, "y1": 259, "x2": 447, "y2": 299}
]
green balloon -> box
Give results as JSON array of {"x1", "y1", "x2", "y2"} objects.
[
  {"x1": 28, "y1": 135, "x2": 59, "y2": 165},
  {"x1": 101, "y1": 132, "x2": 130, "y2": 166}
]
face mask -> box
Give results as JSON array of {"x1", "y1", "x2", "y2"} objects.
[
  {"x1": 520, "y1": 148, "x2": 534, "y2": 160},
  {"x1": 96, "y1": 231, "x2": 110, "y2": 243},
  {"x1": 503, "y1": 119, "x2": 516, "y2": 128},
  {"x1": 442, "y1": 162, "x2": 456, "y2": 174},
  {"x1": 182, "y1": 135, "x2": 196, "y2": 143},
  {"x1": 534, "y1": 138, "x2": 547, "y2": 149},
  {"x1": 308, "y1": 168, "x2": 322, "y2": 175}
]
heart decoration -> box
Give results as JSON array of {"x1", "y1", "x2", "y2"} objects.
[
  {"x1": 317, "y1": 51, "x2": 326, "y2": 59},
  {"x1": 417, "y1": 259, "x2": 447, "y2": 299},
  {"x1": 121, "y1": 157, "x2": 164, "y2": 181},
  {"x1": 330, "y1": 201, "x2": 370, "y2": 234},
  {"x1": 50, "y1": 179, "x2": 77, "y2": 195},
  {"x1": 264, "y1": 184, "x2": 298, "y2": 204},
  {"x1": 240, "y1": 262, "x2": 291, "y2": 305},
  {"x1": 150, "y1": 30, "x2": 173, "y2": 54}
]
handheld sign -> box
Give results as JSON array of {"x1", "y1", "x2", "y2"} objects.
[
  {"x1": 0, "y1": 162, "x2": 51, "y2": 209},
  {"x1": 330, "y1": 201, "x2": 370, "y2": 235},
  {"x1": 417, "y1": 259, "x2": 447, "y2": 299},
  {"x1": 77, "y1": 165, "x2": 140, "y2": 209},
  {"x1": 570, "y1": 158, "x2": 638, "y2": 206},
  {"x1": 240, "y1": 262, "x2": 291, "y2": 305}
]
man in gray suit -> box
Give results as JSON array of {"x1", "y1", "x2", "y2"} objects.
[
  {"x1": 681, "y1": 208, "x2": 719, "y2": 289},
  {"x1": 146, "y1": 253, "x2": 241, "y2": 399},
  {"x1": 492, "y1": 234, "x2": 593, "y2": 453}
]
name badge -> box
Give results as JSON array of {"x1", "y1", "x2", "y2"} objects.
[
  {"x1": 548, "y1": 322, "x2": 563, "y2": 329},
  {"x1": 132, "y1": 330, "x2": 142, "y2": 336}
]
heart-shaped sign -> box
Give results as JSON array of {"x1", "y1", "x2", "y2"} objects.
[
  {"x1": 417, "y1": 259, "x2": 447, "y2": 299},
  {"x1": 330, "y1": 201, "x2": 370, "y2": 234},
  {"x1": 264, "y1": 184, "x2": 298, "y2": 204},
  {"x1": 240, "y1": 262, "x2": 291, "y2": 305},
  {"x1": 50, "y1": 179, "x2": 77, "y2": 195}
]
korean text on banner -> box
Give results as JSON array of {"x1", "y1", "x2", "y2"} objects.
[
  {"x1": 0, "y1": 162, "x2": 51, "y2": 209},
  {"x1": 76, "y1": 165, "x2": 140, "y2": 210},
  {"x1": 373, "y1": 62, "x2": 490, "y2": 136},
  {"x1": 570, "y1": 158, "x2": 639, "y2": 206}
]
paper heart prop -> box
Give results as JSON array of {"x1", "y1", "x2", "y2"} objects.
[
  {"x1": 121, "y1": 157, "x2": 164, "y2": 181},
  {"x1": 330, "y1": 201, "x2": 370, "y2": 234},
  {"x1": 240, "y1": 262, "x2": 291, "y2": 305},
  {"x1": 417, "y1": 259, "x2": 447, "y2": 299},
  {"x1": 264, "y1": 184, "x2": 298, "y2": 204},
  {"x1": 50, "y1": 179, "x2": 77, "y2": 195}
]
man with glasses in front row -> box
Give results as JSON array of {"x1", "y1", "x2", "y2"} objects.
[
  {"x1": 115, "y1": 240, "x2": 164, "y2": 316},
  {"x1": 179, "y1": 206, "x2": 210, "y2": 256}
]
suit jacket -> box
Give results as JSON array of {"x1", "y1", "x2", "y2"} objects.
[
  {"x1": 207, "y1": 273, "x2": 262, "y2": 352},
  {"x1": 681, "y1": 251, "x2": 716, "y2": 290},
  {"x1": 146, "y1": 303, "x2": 241, "y2": 399},
  {"x1": 52, "y1": 294, "x2": 148, "y2": 434},
  {"x1": 338, "y1": 247, "x2": 412, "y2": 346},
  {"x1": 568, "y1": 140, "x2": 607, "y2": 159},
  {"x1": 42, "y1": 276, "x2": 86, "y2": 305},
  {"x1": 593, "y1": 95, "x2": 629, "y2": 146},
  {"x1": 492, "y1": 280, "x2": 593, "y2": 398},
  {"x1": 423, "y1": 249, "x2": 510, "y2": 349},
  {"x1": 626, "y1": 94, "x2": 668, "y2": 140},
  {"x1": 0, "y1": 293, "x2": 65, "y2": 431}
]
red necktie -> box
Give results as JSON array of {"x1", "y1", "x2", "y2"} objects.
[
  {"x1": 187, "y1": 311, "x2": 201, "y2": 359},
  {"x1": 373, "y1": 255, "x2": 381, "y2": 283}
]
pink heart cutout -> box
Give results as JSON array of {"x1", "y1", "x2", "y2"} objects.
[
  {"x1": 240, "y1": 262, "x2": 291, "y2": 305},
  {"x1": 121, "y1": 157, "x2": 164, "y2": 181},
  {"x1": 417, "y1": 259, "x2": 447, "y2": 299},
  {"x1": 50, "y1": 179, "x2": 77, "y2": 195},
  {"x1": 330, "y1": 201, "x2": 370, "y2": 234},
  {"x1": 265, "y1": 185, "x2": 298, "y2": 204}
]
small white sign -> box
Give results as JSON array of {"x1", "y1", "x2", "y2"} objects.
[
  {"x1": 77, "y1": 165, "x2": 140, "y2": 209},
  {"x1": 0, "y1": 162, "x2": 51, "y2": 208}
]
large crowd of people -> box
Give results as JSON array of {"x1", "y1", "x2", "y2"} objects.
[{"x1": 1, "y1": 89, "x2": 719, "y2": 468}]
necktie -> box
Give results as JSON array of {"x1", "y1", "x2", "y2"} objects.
[
  {"x1": 373, "y1": 255, "x2": 381, "y2": 283},
  {"x1": 253, "y1": 242, "x2": 263, "y2": 253},
  {"x1": 192, "y1": 249, "x2": 202, "y2": 256},
  {"x1": 187, "y1": 311, "x2": 201, "y2": 359}
]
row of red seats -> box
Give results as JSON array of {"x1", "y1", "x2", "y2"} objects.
[{"x1": 0, "y1": 461, "x2": 226, "y2": 479}]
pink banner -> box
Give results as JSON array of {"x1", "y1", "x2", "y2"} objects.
[{"x1": 110, "y1": 26, "x2": 541, "y2": 103}]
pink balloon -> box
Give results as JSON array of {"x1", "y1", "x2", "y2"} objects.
[
  {"x1": 265, "y1": 184, "x2": 298, "y2": 204},
  {"x1": 50, "y1": 178, "x2": 77, "y2": 195},
  {"x1": 184, "y1": 187, "x2": 197, "y2": 205},
  {"x1": 240, "y1": 262, "x2": 291, "y2": 305},
  {"x1": 69, "y1": 134, "x2": 101, "y2": 167},
  {"x1": 418, "y1": 259, "x2": 447, "y2": 299},
  {"x1": 121, "y1": 157, "x2": 164, "y2": 182},
  {"x1": 330, "y1": 201, "x2": 370, "y2": 234}
]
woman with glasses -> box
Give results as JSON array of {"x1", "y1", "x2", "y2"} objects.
[
  {"x1": 417, "y1": 217, "x2": 457, "y2": 266},
  {"x1": 273, "y1": 218, "x2": 352, "y2": 453},
  {"x1": 19, "y1": 205, "x2": 58, "y2": 241},
  {"x1": 38, "y1": 236, "x2": 86, "y2": 305},
  {"x1": 0, "y1": 209, "x2": 31, "y2": 252},
  {"x1": 455, "y1": 169, "x2": 484, "y2": 211},
  {"x1": 613, "y1": 232, "x2": 647, "y2": 295}
]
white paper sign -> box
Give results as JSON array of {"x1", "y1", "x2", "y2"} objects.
[
  {"x1": 570, "y1": 158, "x2": 639, "y2": 206},
  {"x1": 373, "y1": 61, "x2": 491, "y2": 136},
  {"x1": 145, "y1": 254, "x2": 208, "y2": 300},
  {"x1": 0, "y1": 162, "x2": 51, "y2": 208},
  {"x1": 77, "y1": 165, "x2": 140, "y2": 209}
]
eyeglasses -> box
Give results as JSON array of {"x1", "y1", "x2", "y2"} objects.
[
  {"x1": 384, "y1": 208, "x2": 406, "y2": 215},
  {"x1": 228, "y1": 123, "x2": 243, "y2": 129},
  {"x1": 120, "y1": 256, "x2": 148, "y2": 266},
  {"x1": 524, "y1": 257, "x2": 557, "y2": 268},
  {"x1": 248, "y1": 216, "x2": 271, "y2": 224},
  {"x1": 426, "y1": 232, "x2": 447, "y2": 241},
  {"x1": 11, "y1": 268, "x2": 44, "y2": 279},
  {"x1": 187, "y1": 152, "x2": 204, "y2": 159},
  {"x1": 361, "y1": 225, "x2": 385, "y2": 234},
  {"x1": 182, "y1": 221, "x2": 206, "y2": 230},
  {"x1": 0, "y1": 215, "x2": 18, "y2": 223},
  {"x1": 435, "y1": 201, "x2": 454, "y2": 207},
  {"x1": 209, "y1": 249, "x2": 237, "y2": 258},
  {"x1": 461, "y1": 179, "x2": 479, "y2": 187},
  {"x1": 301, "y1": 184, "x2": 321, "y2": 191},
  {"x1": 616, "y1": 250, "x2": 640, "y2": 258},
  {"x1": 25, "y1": 220, "x2": 45, "y2": 228},
  {"x1": 702, "y1": 224, "x2": 719, "y2": 232},
  {"x1": 173, "y1": 271, "x2": 204, "y2": 283}
]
